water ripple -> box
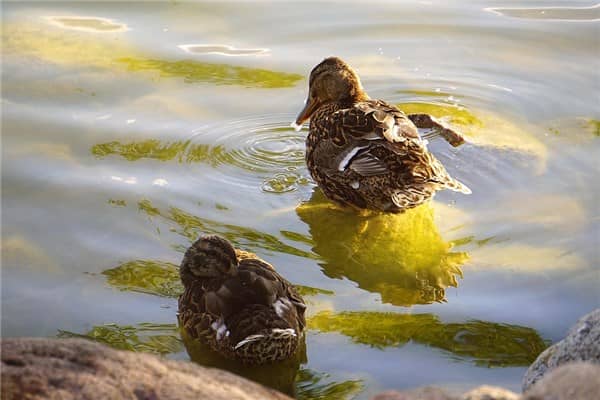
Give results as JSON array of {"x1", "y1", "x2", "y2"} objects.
[{"x1": 184, "y1": 115, "x2": 312, "y2": 193}]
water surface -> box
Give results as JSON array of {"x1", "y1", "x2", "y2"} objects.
[{"x1": 2, "y1": 1, "x2": 599, "y2": 398}]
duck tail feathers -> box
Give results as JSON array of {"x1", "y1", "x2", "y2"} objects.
[{"x1": 444, "y1": 177, "x2": 472, "y2": 194}]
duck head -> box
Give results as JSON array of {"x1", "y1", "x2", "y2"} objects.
[
  {"x1": 180, "y1": 235, "x2": 238, "y2": 282},
  {"x1": 295, "y1": 57, "x2": 368, "y2": 126}
]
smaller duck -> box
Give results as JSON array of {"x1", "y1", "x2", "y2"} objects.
[
  {"x1": 295, "y1": 57, "x2": 471, "y2": 213},
  {"x1": 178, "y1": 235, "x2": 306, "y2": 364}
]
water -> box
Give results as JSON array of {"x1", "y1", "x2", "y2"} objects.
[{"x1": 2, "y1": 1, "x2": 599, "y2": 398}]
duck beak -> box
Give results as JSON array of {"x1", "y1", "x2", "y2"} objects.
[{"x1": 295, "y1": 96, "x2": 320, "y2": 126}]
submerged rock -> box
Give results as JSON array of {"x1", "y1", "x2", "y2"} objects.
[
  {"x1": 462, "y1": 385, "x2": 519, "y2": 400},
  {"x1": 371, "y1": 386, "x2": 520, "y2": 400},
  {"x1": 523, "y1": 362, "x2": 600, "y2": 400},
  {"x1": 522, "y1": 308, "x2": 600, "y2": 391},
  {"x1": 371, "y1": 387, "x2": 456, "y2": 400},
  {"x1": 1, "y1": 337, "x2": 291, "y2": 400}
]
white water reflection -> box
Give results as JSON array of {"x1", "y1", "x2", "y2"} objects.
[
  {"x1": 178, "y1": 44, "x2": 269, "y2": 56},
  {"x1": 486, "y1": 4, "x2": 600, "y2": 21},
  {"x1": 46, "y1": 16, "x2": 128, "y2": 32}
]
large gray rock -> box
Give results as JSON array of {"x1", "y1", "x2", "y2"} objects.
[
  {"x1": 1, "y1": 337, "x2": 292, "y2": 400},
  {"x1": 523, "y1": 362, "x2": 600, "y2": 400},
  {"x1": 522, "y1": 308, "x2": 600, "y2": 391}
]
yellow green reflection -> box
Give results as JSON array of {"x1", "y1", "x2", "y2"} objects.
[
  {"x1": 296, "y1": 191, "x2": 468, "y2": 306},
  {"x1": 397, "y1": 101, "x2": 548, "y2": 172},
  {"x1": 295, "y1": 368, "x2": 363, "y2": 400},
  {"x1": 4, "y1": 22, "x2": 302, "y2": 88},
  {"x1": 119, "y1": 57, "x2": 303, "y2": 88},
  {"x1": 102, "y1": 259, "x2": 182, "y2": 298},
  {"x1": 309, "y1": 311, "x2": 547, "y2": 367},
  {"x1": 102, "y1": 258, "x2": 329, "y2": 299},
  {"x1": 399, "y1": 102, "x2": 483, "y2": 128},
  {"x1": 57, "y1": 322, "x2": 182, "y2": 355},
  {"x1": 137, "y1": 199, "x2": 316, "y2": 259},
  {"x1": 589, "y1": 119, "x2": 600, "y2": 137},
  {"x1": 91, "y1": 139, "x2": 237, "y2": 166}
]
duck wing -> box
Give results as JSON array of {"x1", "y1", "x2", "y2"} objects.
[
  {"x1": 328, "y1": 101, "x2": 470, "y2": 193},
  {"x1": 319, "y1": 100, "x2": 426, "y2": 177},
  {"x1": 238, "y1": 258, "x2": 306, "y2": 330}
]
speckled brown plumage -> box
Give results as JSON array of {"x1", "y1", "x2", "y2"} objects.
[
  {"x1": 295, "y1": 57, "x2": 471, "y2": 213},
  {"x1": 178, "y1": 235, "x2": 306, "y2": 364}
]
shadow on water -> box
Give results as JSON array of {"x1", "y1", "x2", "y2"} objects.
[
  {"x1": 296, "y1": 190, "x2": 468, "y2": 306},
  {"x1": 308, "y1": 311, "x2": 548, "y2": 367}
]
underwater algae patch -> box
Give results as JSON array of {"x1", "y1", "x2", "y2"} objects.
[
  {"x1": 296, "y1": 191, "x2": 468, "y2": 306},
  {"x1": 91, "y1": 139, "x2": 227, "y2": 164},
  {"x1": 136, "y1": 199, "x2": 316, "y2": 259},
  {"x1": 3, "y1": 21, "x2": 302, "y2": 88},
  {"x1": 90, "y1": 138, "x2": 250, "y2": 168},
  {"x1": 308, "y1": 311, "x2": 547, "y2": 367},
  {"x1": 102, "y1": 259, "x2": 182, "y2": 298},
  {"x1": 57, "y1": 322, "x2": 182, "y2": 355},
  {"x1": 118, "y1": 57, "x2": 303, "y2": 88}
]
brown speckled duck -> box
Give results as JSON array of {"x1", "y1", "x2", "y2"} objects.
[
  {"x1": 178, "y1": 235, "x2": 306, "y2": 364},
  {"x1": 294, "y1": 57, "x2": 471, "y2": 213}
]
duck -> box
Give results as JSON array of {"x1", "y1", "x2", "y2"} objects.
[
  {"x1": 178, "y1": 235, "x2": 306, "y2": 364},
  {"x1": 294, "y1": 56, "x2": 471, "y2": 213}
]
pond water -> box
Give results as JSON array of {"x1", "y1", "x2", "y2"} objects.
[{"x1": 2, "y1": 1, "x2": 599, "y2": 398}]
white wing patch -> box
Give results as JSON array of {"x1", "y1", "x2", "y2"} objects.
[
  {"x1": 271, "y1": 328, "x2": 297, "y2": 338},
  {"x1": 338, "y1": 146, "x2": 367, "y2": 171},
  {"x1": 234, "y1": 334, "x2": 265, "y2": 350},
  {"x1": 273, "y1": 297, "x2": 292, "y2": 318},
  {"x1": 211, "y1": 319, "x2": 230, "y2": 341}
]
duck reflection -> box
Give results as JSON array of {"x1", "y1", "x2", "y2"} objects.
[
  {"x1": 296, "y1": 190, "x2": 468, "y2": 306},
  {"x1": 181, "y1": 327, "x2": 306, "y2": 397}
]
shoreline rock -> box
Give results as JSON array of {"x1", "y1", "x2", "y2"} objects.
[
  {"x1": 1, "y1": 337, "x2": 292, "y2": 400},
  {"x1": 522, "y1": 308, "x2": 600, "y2": 391},
  {"x1": 522, "y1": 362, "x2": 600, "y2": 400}
]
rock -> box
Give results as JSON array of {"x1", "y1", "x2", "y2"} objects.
[
  {"x1": 1, "y1": 337, "x2": 292, "y2": 400},
  {"x1": 522, "y1": 308, "x2": 600, "y2": 391},
  {"x1": 461, "y1": 385, "x2": 519, "y2": 400},
  {"x1": 523, "y1": 362, "x2": 600, "y2": 400},
  {"x1": 371, "y1": 387, "x2": 456, "y2": 400}
]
